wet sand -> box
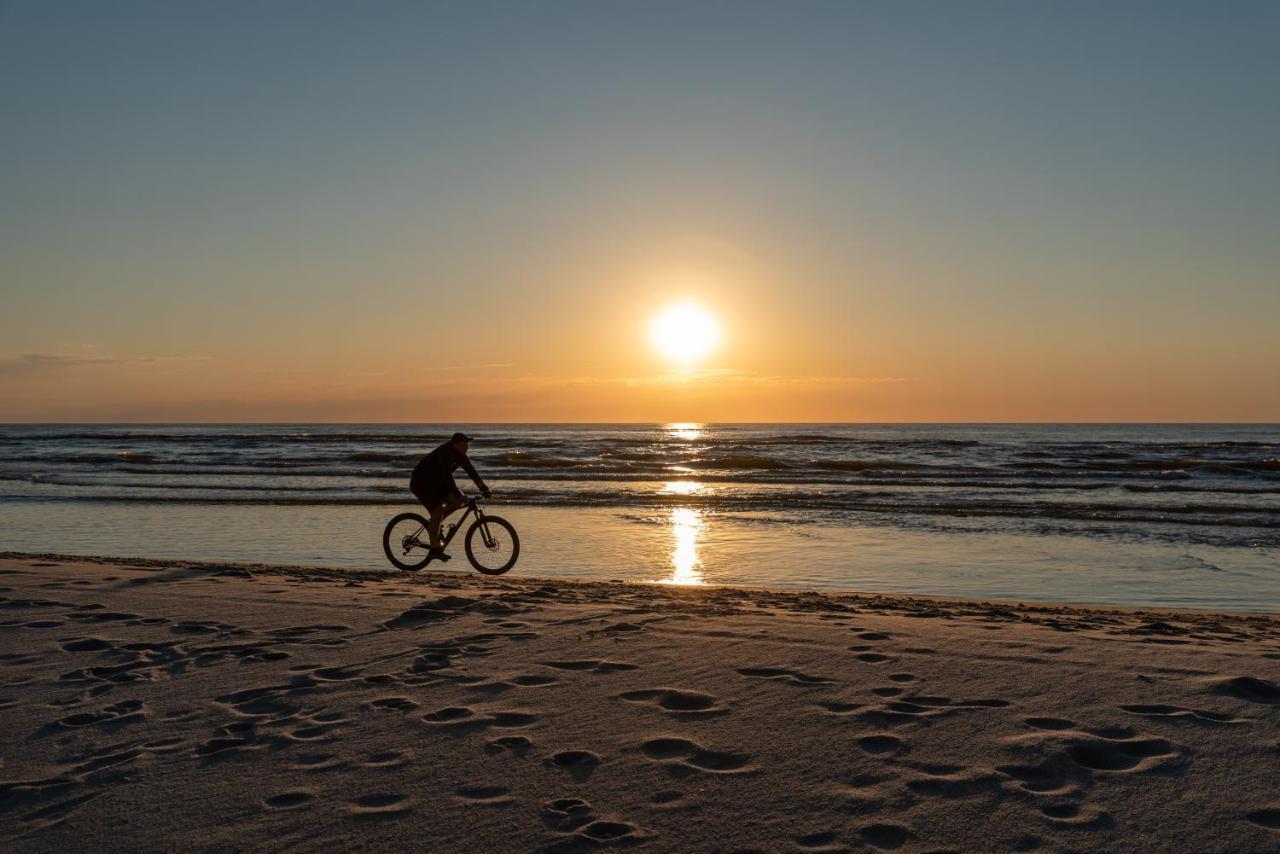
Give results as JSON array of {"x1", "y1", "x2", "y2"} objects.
[{"x1": 1, "y1": 553, "x2": 1278, "y2": 852}]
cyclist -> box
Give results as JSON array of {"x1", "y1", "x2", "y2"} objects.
[{"x1": 410, "y1": 432, "x2": 491, "y2": 560}]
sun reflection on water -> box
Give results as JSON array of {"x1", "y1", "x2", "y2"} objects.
[
  {"x1": 659, "y1": 507, "x2": 705, "y2": 585},
  {"x1": 661, "y1": 480, "x2": 703, "y2": 496},
  {"x1": 666, "y1": 422, "x2": 703, "y2": 441}
]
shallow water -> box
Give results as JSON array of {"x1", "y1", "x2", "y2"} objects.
[
  {"x1": 2, "y1": 502, "x2": 1276, "y2": 612},
  {"x1": 2, "y1": 423, "x2": 1277, "y2": 611}
]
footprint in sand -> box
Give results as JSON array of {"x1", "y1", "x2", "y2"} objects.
[
  {"x1": 857, "y1": 695, "x2": 980, "y2": 728},
  {"x1": 308, "y1": 711, "x2": 346, "y2": 724},
  {"x1": 854, "y1": 652, "x2": 893, "y2": 664},
  {"x1": 311, "y1": 665, "x2": 365, "y2": 681},
  {"x1": 1215, "y1": 677, "x2": 1278, "y2": 705},
  {"x1": 170, "y1": 621, "x2": 223, "y2": 635},
  {"x1": 540, "y1": 659, "x2": 639, "y2": 674},
  {"x1": 362, "y1": 749, "x2": 411, "y2": 768},
  {"x1": 857, "y1": 632, "x2": 892, "y2": 641},
  {"x1": 347, "y1": 793, "x2": 411, "y2": 817},
  {"x1": 542, "y1": 797, "x2": 596, "y2": 831},
  {"x1": 639, "y1": 737, "x2": 753, "y2": 774},
  {"x1": 1246, "y1": 808, "x2": 1280, "y2": 830},
  {"x1": 794, "y1": 830, "x2": 844, "y2": 851},
  {"x1": 1064, "y1": 735, "x2": 1181, "y2": 773},
  {"x1": 547, "y1": 750, "x2": 602, "y2": 781},
  {"x1": 289, "y1": 753, "x2": 345, "y2": 771},
  {"x1": 1085, "y1": 724, "x2": 1136, "y2": 740},
  {"x1": 737, "y1": 667, "x2": 832, "y2": 686},
  {"x1": 454, "y1": 784, "x2": 513, "y2": 805},
  {"x1": 859, "y1": 823, "x2": 913, "y2": 851},
  {"x1": 215, "y1": 684, "x2": 302, "y2": 718},
  {"x1": 511, "y1": 674, "x2": 558, "y2": 687},
  {"x1": 195, "y1": 736, "x2": 257, "y2": 757},
  {"x1": 263, "y1": 791, "x2": 314, "y2": 810},
  {"x1": 142, "y1": 736, "x2": 186, "y2": 754},
  {"x1": 51, "y1": 699, "x2": 145, "y2": 729},
  {"x1": 18, "y1": 791, "x2": 102, "y2": 832},
  {"x1": 423, "y1": 706, "x2": 476, "y2": 724},
  {"x1": 1024, "y1": 717, "x2": 1077, "y2": 731},
  {"x1": 905, "y1": 765, "x2": 1004, "y2": 799},
  {"x1": 289, "y1": 724, "x2": 338, "y2": 742},
  {"x1": 1040, "y1": 802, "x2": 1079, "y2": 819},
  {"x1": 818, "y1": 700, "x2": 862, "y2": 715},
  {"x1": 1119, "y1": 704, "x2": 1240, "y2": 724},
  {"x1": 569, "y1": 820, "x2": 645, "y2": 847},
  {"x1": 421, "y1": 706, "x2": 538, "y2": 731},
  {"x1": 491, "y1": 711, "x2": 538, "y2": 727},
  {"x1": 60, "y1": 637, "x2": 115, "y2": 652},
  {"x1": 858, "y1": 734, "x2": 906, "y2": 756},
  {"x1": 619, "y1": 688, "x2": 727, "y2": 716},
  {"x1": 486, "y1": 735, "x2": 533, "y2": 755},
  {"x1": 1039, "y1": 802, "x2": 1111, "y2": 829},
  {"x1": 367, "y1": 696, "x2": 419, "y2": 712},
  {"x1": 467, "y1": 680, "x2": 516, "y2": 696},
  {"x1": 997, "y1": 761, "x2": 1075, "y2": 796}
]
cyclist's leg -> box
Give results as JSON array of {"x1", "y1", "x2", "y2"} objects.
[
  {"x1": 426, "y1": 501, "x2": 446, "y2": 549},
  {"x1": 412, "y1": 477, "x2": 448, "y2": 549},
  {"x1": 434, "y1": 484, "x2": 465, "y2": 546}
]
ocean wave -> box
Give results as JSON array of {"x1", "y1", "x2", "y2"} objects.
[
  {"x1": 498, "y1": 451, "x2": 586, "y2": 468},
  {"x1": 348, "y1": 451, "x2": 402, "y2": 462},
  {"x1": 687, "y1": 454, "x2": 791, "y2": 470},
  {"x1": 812, "y1": 459, "x2": 927, "y2": 472}
]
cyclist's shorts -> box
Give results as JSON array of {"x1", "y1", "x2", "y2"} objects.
[{"x1": 410, "y1": 473, "x2": 459, "y2": 507}]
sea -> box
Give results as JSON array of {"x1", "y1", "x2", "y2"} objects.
[{"x1": 1, "y1": 423, "x2": 1277, "y2": 612}]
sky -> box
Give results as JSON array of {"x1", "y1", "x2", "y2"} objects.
[{"x1": 2, "y1": 0, "x2": 1277, "y2": 422}]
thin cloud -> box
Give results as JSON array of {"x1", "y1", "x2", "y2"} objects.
[
  {"x1": 557, "y1": 370, "x2": 909, "y2": 389},
  {"x1": 418, "y1": 363, "x2": 515, "y2": 373},
  {"x1": 0, "y1": 353, "x2": 207, "y2": 375}
]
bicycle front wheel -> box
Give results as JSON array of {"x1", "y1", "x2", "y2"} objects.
[
  {"x1": 383, "y1": 512, "x2": 433, "y2": 571},
  {"x1": 464, "y1": 515, "x2": 520, "y2": 575}
]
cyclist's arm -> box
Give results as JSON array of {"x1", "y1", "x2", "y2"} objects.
[{"x1": 459, "y1": 454, "x2": 489, "y2": 495}]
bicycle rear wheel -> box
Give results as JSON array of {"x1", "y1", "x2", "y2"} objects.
[
  {"x1": 464, "y1": 515, "x2": 520, "y2": 575},
  {"x1": 383, "y1": 512, "x2": 433, "y2": 571}
]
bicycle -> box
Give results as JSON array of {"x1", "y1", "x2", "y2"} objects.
[{"x1": 382, "y1": 496, "x2": 520, "y2": 575}]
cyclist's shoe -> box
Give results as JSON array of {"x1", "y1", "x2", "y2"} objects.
[{"x1": 429, "y1": 547, "x2": 452, "y2": 562}]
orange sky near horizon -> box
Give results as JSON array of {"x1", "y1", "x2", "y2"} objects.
[{"x1": 2, "y1": 4, "x2": 1278, "y2": 424}]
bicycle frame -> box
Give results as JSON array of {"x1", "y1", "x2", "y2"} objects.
[{"x1": 406, "y1": 498, "x2": 495, "y2": 557}]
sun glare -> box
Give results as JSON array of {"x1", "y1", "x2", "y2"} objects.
[{"x1": 650, "y1": 303, "x2": 721, "y2": 366}]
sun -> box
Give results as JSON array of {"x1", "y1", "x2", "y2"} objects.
[{"x1": 650, "y1": 303, "x2": 721, "y2": 366}]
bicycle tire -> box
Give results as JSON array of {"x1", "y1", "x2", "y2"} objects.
[
  {"x1": 383, "y1": 512, "x2": 433, "y2": 571},
  {"x1": 464, "y1": 515, "x2": 520, "y2": 575}
]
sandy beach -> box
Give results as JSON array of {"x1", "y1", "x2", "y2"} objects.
[{"x1": 0, "y1": 554, "x2": 1277, "y2": 852}]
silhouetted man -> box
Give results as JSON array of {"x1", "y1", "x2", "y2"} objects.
[{"x1": 410, "y1": 432, "x2": 490, "y2": 560}]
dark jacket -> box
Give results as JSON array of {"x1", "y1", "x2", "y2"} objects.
[{"x1": 412, "y1": 441, "x2": 487, "y2": 492}]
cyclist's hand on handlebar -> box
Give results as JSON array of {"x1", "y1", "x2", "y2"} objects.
[{"x1": 480, "y1": 486, "x2": 492, "y2": 499}]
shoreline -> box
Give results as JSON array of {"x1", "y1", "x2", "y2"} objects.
[
  {"x1": 3, "y1": 550, "x2": 1277, "y2": 624},
  {"x1": 2, "y1": 553, "x2": 1278, "y2": 851}
]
